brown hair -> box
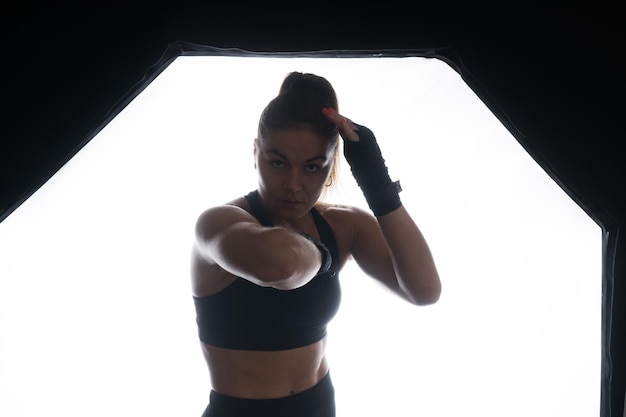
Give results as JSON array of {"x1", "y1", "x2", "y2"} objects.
[{"x1": 257, "y1": 72, "x2": 341, "y2": 194}]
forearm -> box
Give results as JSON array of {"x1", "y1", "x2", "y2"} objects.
[
  {"x1": 197, "y1": 205, "x2": 323, "y2": 289},
  {"x1": 263, "y1": 228, "x2": 323, "y2": 290},
  {"x1": 377, "y1": 205, "x2": 441, "y2": 305},
  {"x1": 220, "y1": 225, "x2": 322, "y2": 290}
]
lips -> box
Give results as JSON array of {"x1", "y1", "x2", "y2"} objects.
[{"x1": 279, "y1": 199, "x2": 305, "y2": 209}]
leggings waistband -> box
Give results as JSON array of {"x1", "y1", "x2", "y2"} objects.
[{"x1": 203, "y1": 372, "x2": 335, "y2": 417}]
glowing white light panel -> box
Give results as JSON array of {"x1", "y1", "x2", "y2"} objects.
[{"x1": 0, "y1": 55, "x2": 601, "y2": 417}]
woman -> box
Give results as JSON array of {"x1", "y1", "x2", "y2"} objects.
[{"x1": 191, "y1": 71, "x2": 441, "y2": 416}]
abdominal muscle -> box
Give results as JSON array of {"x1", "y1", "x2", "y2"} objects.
[{"x1": 202, "y1": 337, "x2": 329, "y2": 399}]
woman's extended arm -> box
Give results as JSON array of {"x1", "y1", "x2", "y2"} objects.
[{"x1": 194, "y1": 205, "x2": 322, "y2": 290}]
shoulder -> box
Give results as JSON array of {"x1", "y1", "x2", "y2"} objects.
[
  {"x1": 315, "y1": 202, "x2": 377, "y2": 247},
  {"x1": 195, "y1": 196, "x2": 254, "y2": 233},
  {"x1": 198, "y1": 196, "x2": 249, "y2": 217},
  {"x1": 315, "y1": 201, "x2": 373, "y2": 222}
]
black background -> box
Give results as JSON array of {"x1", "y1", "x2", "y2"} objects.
[{"x1": 2, "y1": 4, "x2": 624, "y2": 416}]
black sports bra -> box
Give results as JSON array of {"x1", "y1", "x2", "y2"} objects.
[{"x1": 192, "y1": 190, "x2": 342, "y2": 351}]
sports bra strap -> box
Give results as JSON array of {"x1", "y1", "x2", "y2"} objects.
[
  {"x1": 244, "y1": 190, "x2": 273, "y2": 227},
  {"x1": 309, "y1": 206, "x2": 340, "y2": 270}
]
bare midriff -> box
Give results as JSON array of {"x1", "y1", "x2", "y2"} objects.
[{"x1": 201, "y1": 337, "x2": 329, "y2": 399}]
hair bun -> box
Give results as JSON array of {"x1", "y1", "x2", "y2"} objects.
[{"x1": 279, "y1": 72, "x2": 338, "y2": 111}]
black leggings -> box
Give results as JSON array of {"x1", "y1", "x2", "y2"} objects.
[{"x1": 201, "y1": 372, "x2": 335, "y2": 417}]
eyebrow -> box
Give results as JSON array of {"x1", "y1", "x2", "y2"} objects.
[{"x1": 266, "y1": 149, "x2": 328, "y2": 163}]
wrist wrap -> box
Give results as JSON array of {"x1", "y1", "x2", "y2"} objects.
[
  {"x1": 300, "y1": 232, "x2": 332, "y2": 276},
  {"x1": 343, "y1": 123, "x2": 402, "y2": 216}
]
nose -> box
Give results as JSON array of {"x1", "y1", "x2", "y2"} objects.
[{"x1": 283, "y1": 169, "x2": 303, "y2": 193}]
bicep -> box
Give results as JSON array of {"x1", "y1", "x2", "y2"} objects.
[{"x1": 194, "y1": 206, "x2": 266, "y2": 281}]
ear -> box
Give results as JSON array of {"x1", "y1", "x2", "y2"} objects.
[{"x1": 253, "y1": 138, "x2": 259, "y2": 168}]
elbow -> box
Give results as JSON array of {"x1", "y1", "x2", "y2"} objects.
[
  {"x1": 254, "y1": 230, "x2": 318, "y2": 290},
  {"x1": 257, "y1": 247, "x2": 304, "y2": 289},
  {"x1": 254, "y1": 259, "x2": 294, "y2": 287},
  {"x1": 406, "y1": 279, "x2": 442, "y2": 306},
  {"x1": 263, "y1": 262, "x2": 299, "y2": 288},
  {"x1": 413, "y1": 289, "x2": 441, "y2": 306}
]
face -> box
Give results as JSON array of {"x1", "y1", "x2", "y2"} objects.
[{"x1": 254, "y1": 128, "x2": 335, "y2": 223}]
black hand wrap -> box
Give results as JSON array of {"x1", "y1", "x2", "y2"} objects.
[
  {"x1": 300, "y1": 232, "x2": 332, "y2": 276},
  {"x1": 343, "y1": 123, "x2": 402, "y2": 216}
]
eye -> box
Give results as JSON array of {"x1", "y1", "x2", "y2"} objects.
[
  {"x1": 270, "y1": 160, "x2": 285, "y2": 168},
  {"x1": 305, "y1": 164, "x2": 322, "y2": 173}
]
